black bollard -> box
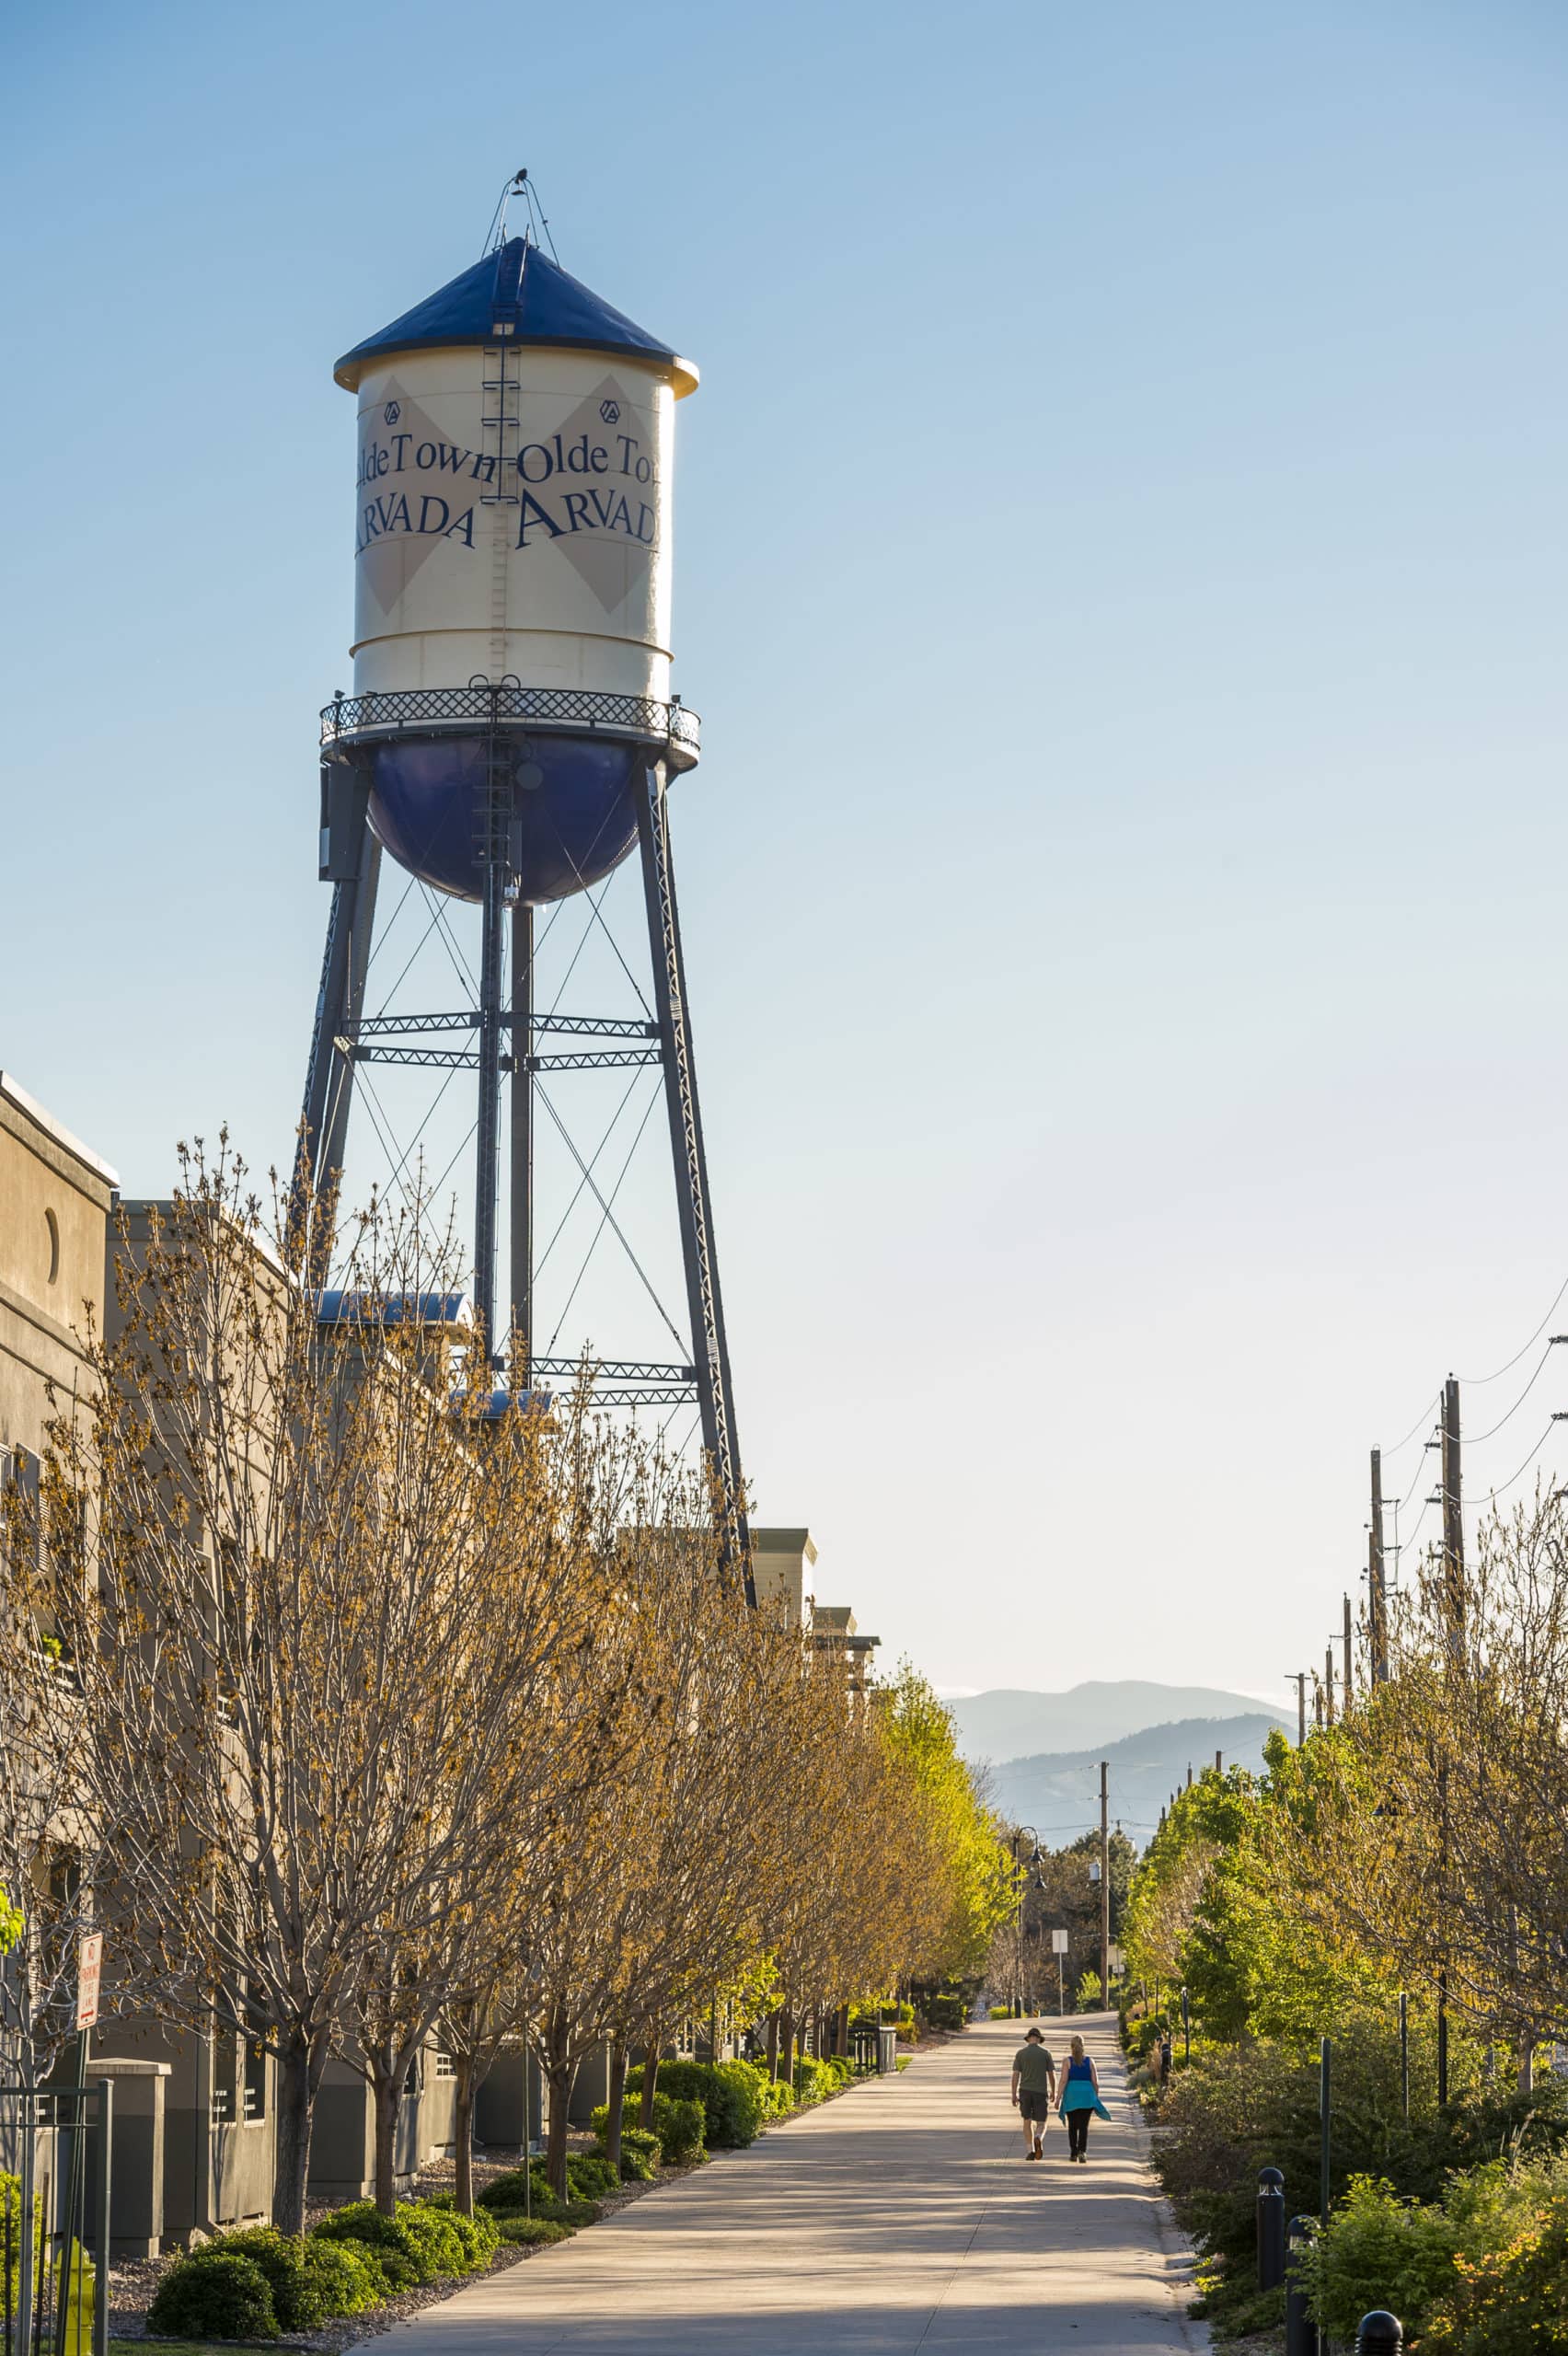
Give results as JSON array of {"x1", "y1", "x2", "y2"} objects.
[
  {"x1": 1356, "y1": 2316, "x2": 1402, "y2": 2354},
  {"x1": 1285, "y1": 2215, "x2": 1319, "y2": 2356},
  {"x1": 1257, "y1": 2168, "x2": 1286, "y2": 2291}
]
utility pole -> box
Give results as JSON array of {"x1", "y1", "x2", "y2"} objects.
[
  {"x1": 1437, "y1": 1757, "x2": 1451, "y2": 2105},
  {"x1": 1313, "y1": 1673, "x2": 1323, "y2": 1731},
  {"x1": 1369, "y1": 1447, "x2": 1389, "y2": 1683},
  {"x1": 1289, "y1": 1672, "x2": 1307, "y2": 1746},
  {"x1": 1343, "y1": 1593, "x2": 1354, "y2": 1706},
  {"x1": 1323, "y1": 1646, "x2": 1335, "y2": 1727},
  {"x1": 1441, "y1": 1375, "x2": 1465, "y2": 1650},
  {"x1": 1099, "y1": 1761, "x2": 1110, "y2": 2009},
  {"x1": 1215, "y1": 1750, "x2": 1223, "y2": 1773}
]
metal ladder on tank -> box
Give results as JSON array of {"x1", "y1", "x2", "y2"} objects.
[{"x1": 469, "y1": 296, "x2": 525, "y2": 1349}]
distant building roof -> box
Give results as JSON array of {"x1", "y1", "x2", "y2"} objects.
[
  {"x1": 453, "y1": 1385, "x2": 553, "y2": 1420},
  {"x1": 0, "y1": 1072, "x2": 119, "y2": 1190},
  {"x1": 811, "y1": 1605, "x2": 881, "y2": 1655},
  {"x1": 316, "y1": 1289, "x2": 473, "y2": 1330},
  {"x1": 754, "y1": 1527, "x2": 818, "y2": 1563},
  {"x1": 334, "y1": 237, "x2": 698, "y2": 398}
]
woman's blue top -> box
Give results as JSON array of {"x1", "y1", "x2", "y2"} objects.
[{"x1": 1058, "y1": 2056, "x2": 1112, "y2": 2118}]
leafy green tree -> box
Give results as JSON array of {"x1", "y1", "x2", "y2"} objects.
[{"x1": 877, "y1": 1663, "x2": 1014, "y2": 1981}]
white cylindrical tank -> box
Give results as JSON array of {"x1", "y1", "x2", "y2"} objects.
[{"x1": 347, "y1": 343, "x2": 677, "y2": 701}]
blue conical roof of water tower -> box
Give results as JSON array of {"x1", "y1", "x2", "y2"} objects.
[{"x1": 333, "y1": 236, "x2": 698, "y2": 397}]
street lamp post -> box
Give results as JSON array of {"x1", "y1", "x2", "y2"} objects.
[{"x1": 1009, "y1": 1826, "x2": 1042, "y2": 2018}]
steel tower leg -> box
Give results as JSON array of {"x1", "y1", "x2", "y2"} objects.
[
  {"x1": 635, "y1": 757, "x2": 752, "y2": 1595},
  {"x1": 292, "y1": 761, "x2": 381, "y2": 1280},
  {"x1": 509, "y1": 900, "x2": 534, "y2": 1390},
  {"x1": 472, "y1": 712, "x2": 513, "y2": 1363}
]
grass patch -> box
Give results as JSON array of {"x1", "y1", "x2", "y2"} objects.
[{"x1": 112, "y1": 2341, "x2": 287, "y2": 2356}]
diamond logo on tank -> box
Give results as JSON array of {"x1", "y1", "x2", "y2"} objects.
[
  {"x1": 354, "y1": 375, "x2": 487, "y2": 618},
  {"x1": 353, "y1": 373, "x2": 659, "y2": 622},
  {"x1": 513, "y1": 374, "x2": 660, "y2": 617}
]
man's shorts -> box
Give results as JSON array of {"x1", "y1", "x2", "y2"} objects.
[{"x1": 1020, "y1": 2089, "x2": 1051, "y2": 2122}]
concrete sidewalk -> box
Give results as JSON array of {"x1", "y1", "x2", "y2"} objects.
[{"x1": 386, "y1": 2015, "x2": 1209, "y2": 2354}]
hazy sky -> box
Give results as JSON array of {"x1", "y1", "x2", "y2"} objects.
[{"x1": 4, "y1": 3, "x2": 1566, "y2": 1707}]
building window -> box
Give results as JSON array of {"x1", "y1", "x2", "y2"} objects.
[
  {"x1": 44, "y1": 1208, "x2": 60, "y2": 1285},
  {"x1": 432, "y1": 2050, "x2": 455, "y2": 2081},
  {"x1": 243, "y1": 2031, "x2": 267, "y2": 2122}
]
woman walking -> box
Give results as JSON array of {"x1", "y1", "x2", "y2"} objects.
[{"x1": 1057, "y1": 2033, "x2": 1112, "y2": 2162}]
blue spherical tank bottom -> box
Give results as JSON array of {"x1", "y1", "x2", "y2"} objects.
[{"x1": 364, "y1": 732, "x2": 642, "y2": 904}]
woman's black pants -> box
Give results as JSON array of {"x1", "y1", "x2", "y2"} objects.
[{"x1": 1066, "y1": 2108, "x2": 1090, "y2": 2158}]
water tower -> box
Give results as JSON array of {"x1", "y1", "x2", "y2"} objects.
[{"x1": 294, "y1": 183, "x2": 748, "y2": 1576}]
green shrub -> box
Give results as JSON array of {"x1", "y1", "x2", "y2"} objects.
[
  {"x1": 179, "y1": 2226, "x2": 384, "y2": 2328},
  {"x1": 1426, "y1": 2198, "x2": 1568, "y2": 2352},
  {"x1": 414, "y1": 2190, "x2": 497, "y2": 2261},
  {"x1": 988, "y1": 2004, "x2": 1012, "y2": 2020},
  {"x1": 564, "y1": 2152, "x2": 619, "y2": 2200},
  {"x1": 311, "y1": 2200, "x2": 426, "y2": 2290},
  {"x1": 478, "y1": 2163, "x2": 602, "y2": 2222},
  {"x1": 149, "y1": 2250, "x2": 280, "y2": 2341},
  {"x1": 648, "y1": 2093, "x2": 705, "y2": 2163},
  {"x1": 1297, "y1": 2176, "x2": 1459, "y2": 2346},
  {"x1": 478, "y1": 2166, "x2": 535, "y2": 2214},
  {"x1": 756, "y1": 2073, "x2": 795, "y2": 2118},
  {"x1": 628, "y1": 2060, "x2": 763, "y2": 2148},
  {"x1": 298, "y1": 2235, "x2": 385, "y2": 2316},
  {"x1": 792, "y1": 2056, "x2": 841, "y2": 2107},
  {"x1": 617, "y1": 2126, "x2": 662, "y2": 2179},
  {"x1": 2, "y1": 2174, "x2": 42, "y2": 2320},
  {"x1": 447, "y1": 2202, "x2": 500, "y2": 2265},
  {"x1": 1125, "y1": 2014, "x2": 1169, "y2": 2063},
  {"x1": 490, "y1": 2213, "x2": 573, "y2": 2246},
  {"x1": 394, "y1": 2199, "x2": 472, "y2": 2280},
  {"x1": 589, "y1": 2108, "x2": 663, "y2": 2178}
]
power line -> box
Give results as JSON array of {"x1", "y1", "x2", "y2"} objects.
[
  {"x1": 1457, "y1": 1269, "x2": 1568, "y2": 1386},
  {"x1": 1464, "y1": 1420, "x2": 1557, "y2": 1516},
  {"x1": 1466, "y1": 1345, "x2": 1556, "y2": 1446}
]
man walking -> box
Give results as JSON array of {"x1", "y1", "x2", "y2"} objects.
[{"x1": 1010, "y1": 2025, "x2": 1056, "y2": 2160}]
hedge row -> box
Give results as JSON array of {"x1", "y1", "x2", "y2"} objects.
[{"x1": 146, "y1": 2197, "x2": 498, "y2": 2340}]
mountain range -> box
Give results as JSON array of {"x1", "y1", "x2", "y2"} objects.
[{"x1": 947, "y1": 1683, "x2": 1291, "y2": 1848}]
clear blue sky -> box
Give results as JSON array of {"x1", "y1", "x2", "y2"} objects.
[{"x1": 5, "y1": 2, "x2": 1567, "y2": 1705}]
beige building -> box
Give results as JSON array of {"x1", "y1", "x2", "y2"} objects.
[
  {"x1": 752, "y1": 1526, "x2": 880, "y2": 1690},
  {"x1": 0, "y1": 1071, "x2": 117, "y2": 1487},
  {"x1": 0, "y1": 1076, "x2": 459, "y2": 2243}
]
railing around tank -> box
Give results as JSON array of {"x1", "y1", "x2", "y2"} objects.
[{"x1": 319, "y1": 682, "x2": 701, "y2": 758}]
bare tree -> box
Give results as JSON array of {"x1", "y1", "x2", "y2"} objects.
[{"x1": 21, "y1": 1145, "x2": 594, "y2": 2227}]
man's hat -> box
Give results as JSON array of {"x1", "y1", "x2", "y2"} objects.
[{"x1": 1025, "y1": 2027, "x2": 1043, "y2": 2040}]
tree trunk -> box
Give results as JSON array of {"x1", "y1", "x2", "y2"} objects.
[
  {"x1": 638, "y1": 2039, "x2": 661, "y2": 2131},
  {"x1": 779, "y1": 2010, "x2": 795, "y2": 2096},
  {"x1": 765, "y1": 2012, "x2": 779, "y2": 2083},
  {"x1": 272, "y1": 2032, "x2": 315, "y2": 2236},
  {"x1": 372, "y1": 2066, "x2": 400, "y2": 2214},
  {"x1": 545, "y1": 2061, "x2": 573, "y2": 2200},
  {"x1": 604, "y1": 2047, "x2": 628, "y2": 2173},
  {"x1": 453, "y1": 2053, "x2": 477, "y2": 2215},
  {"x1": 833, "y1": 2004, "x2": 848, "y2": 2058}
]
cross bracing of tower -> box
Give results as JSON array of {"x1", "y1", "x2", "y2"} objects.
[{"x1": 308, "y1": 830, "x2": 710, "y2": 1437}]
